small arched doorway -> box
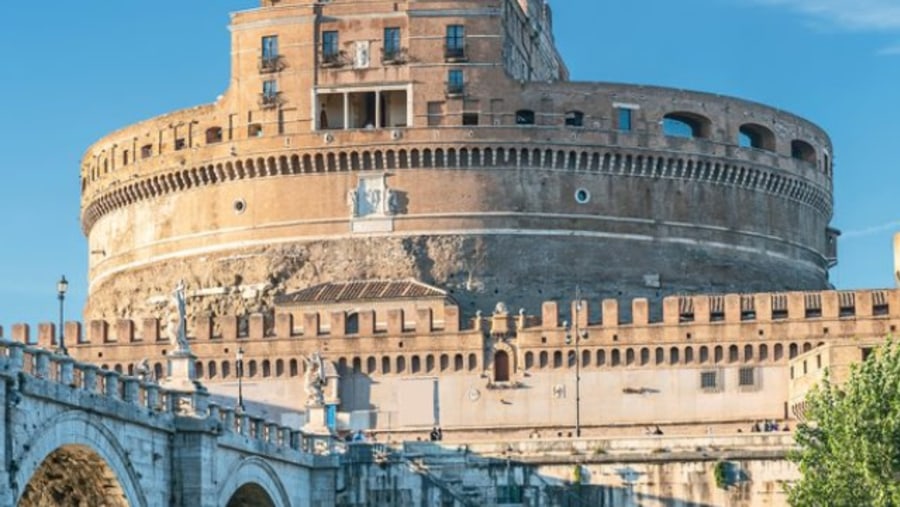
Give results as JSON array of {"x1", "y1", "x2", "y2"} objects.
[
  {"x1": 227, "y1": 483, "x2": 277, "y2": 507},
  {"x1": 494, "y1": 350, "x2": 510, "y2": 382},
  {"x1": 19, "y1": 445, "x2": 129, "y2": 507}
]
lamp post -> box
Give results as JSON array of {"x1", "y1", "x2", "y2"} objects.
[
  {"x1": 565, "y1": 286, "x2": 587, "y2": 438},
  {"x1": 57, "y1": 275, "x2": 69, "y2": 355},
  {"x1": 236, "y1": 346, "x2": 245, "y2": 412}
]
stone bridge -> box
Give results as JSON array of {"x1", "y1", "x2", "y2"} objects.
[{"x1": 0, "y1": 339, "x2": 337, "y2": 507}]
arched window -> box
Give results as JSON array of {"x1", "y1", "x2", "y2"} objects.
[
  {"x1": 699, "y1": 346, "x2": 709, "y2": 363},
  {"x1": 346, "y1": 313, "x2": 359, "y2": 334},
  {"x1": 789, "y1": 343, "x2": 799, "y2": 359},
  {"x1": 397, "y1": 356, "x2": 406, "y2": 373},
  {"x1": 738, "y1": 123, "x2": 776, "y2": 151},
  {"x1": 553, "y1": 351, "x2": 563, "y2": 368},
  {"x1": 791, "y1": 140, "x2": 816, "y2": 164},
  {"x1": 640, "y1": 347, "x2": 650, "y2": 365},
  {"x1": 289, "y1": 359, "x2": 299, "y2": 376},
  {"x1": 468, "y1": 353, "x2": 478, "y2": 371},
  {"x1": 440, "y1": 354, "x2": 449, "y2": 371},
  {"x1": 262, "y1": 360, "x2": 271, "y2": 377},
  {"x1": 539, "y1": 351, "x2": 548, "y2": 368},
  {"x1": 194, "y1": 362, "x2": 203, "y2": 378},
  {"x1": 611, "y1": 349, "x2": 621, "y2": 366},
  {"x1": 729, "y1": 345, "x2": 739, "y2": 363},
  {"x1": 525, "y1": 351, "x2": 534, "y2": 369},
  {"x1": 249, "y1": 360, "x2": 258, "y2": 377},
  {"x1": 412, "y1": 355, "x2": 421, "y2": 373},
  {"x1": 515, "y1": 109, "x2": 535, "y2": 125},
  {"x1": 454, "y1": 354, "x2": 464, "y2": 371},
  {"x1": 276, "y1": 359, "x2": 284, "y2": 377},
  {"x1": 494, "y1": 350, "x2": 510, "y2": 382},
  {"x1": 426, "y1": 355, "x2": 435, "y2": 372},
  {"x1": 208, "y1": 361, "x2": 217, "y2": 379},
  {"x1": 670, "y1": 347, "x2": 680, "y2": 365},
  {"x1": 222, "y1": 361, "x2": 231, "y2": 379},
  {"x1": 662, "y1": 112, "x2": 711, "y2": 139},
  {"x1": 366, "y1": 357, "x2": 376, "y2": 374},
  {"x1": 626, "y1": 349, "x2": 635, "y2": 366},
  {"x1": 382, "y1": 356, "x2": 391, "y2": 374}
]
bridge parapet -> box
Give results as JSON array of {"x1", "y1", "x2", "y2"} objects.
[{"x1": 0, "y1": 339, "x2": 335, "y2": 462}]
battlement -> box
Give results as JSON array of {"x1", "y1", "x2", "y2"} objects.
[{"x1": 8, "y1": 289, "x2": 897, "y2": 350}]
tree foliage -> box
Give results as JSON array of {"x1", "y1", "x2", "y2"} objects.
[{"x1": 788, "y1": 339, "x2": 900, "y2": 506}]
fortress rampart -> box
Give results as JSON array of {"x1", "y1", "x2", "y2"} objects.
[{"x1": 8, "y1": 287, "x2": 895, "y2": 382}]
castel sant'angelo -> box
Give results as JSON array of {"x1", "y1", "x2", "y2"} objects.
[{"x1": 65, "y1": 0, "x2": 897, "y2": 441}]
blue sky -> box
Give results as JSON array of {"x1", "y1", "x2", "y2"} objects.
[{"x1": 0, "y1": 0, "x2": 897, "y2": 326}]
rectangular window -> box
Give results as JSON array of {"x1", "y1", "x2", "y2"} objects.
[
  {"x1": 322, "y1": 31, "x2": 340, "y2": 64},
  {"x1": 263, "y1": 80, "x2": 278, "y2": 98},
  {"x1": 261, "y1": 80, "x2": 278, "y2": 108},
  {"x1": 462, "y1": 112, "x2": 478, "y2": 126},
  {"x1": 738, "y1": 367, "x2": 755, "y2": 386},
  {"x1": 445, "y1": 25, "x2": 466, "y2": 60},
  {"x1": 261, "y1": 35, "x2": 280, "y2": 72},
  {"x1": 174, "y1": 138, "x2": 186, "y2": 151},
  {"x1": 383, "y1": 27, "x2": 401, "y2": 61},
  {"x1": 122, "y1": 150, "x2": 130, "y2": 166},
  {"x1": 447, "y1": 69, "x2": 464, "y2": 96},
  {"x1": 700, "y1": 371, "x2": 718, "y2": 390},
  {"x1": 262, "y1": 35, "x2": 278, "y2": 59},
  {"x1": 617, "y1": 107, "x2": 632, "y2": 132}
]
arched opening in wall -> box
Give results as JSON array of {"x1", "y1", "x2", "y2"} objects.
[
  {"x1": 206, "y1": 127, "x2": 223, "y2": 144},
  {"x1": 19, "y1": 445, "x2": 130, "y2": 507},
  {"x1": 366, "y1": 357, "x2": 376, "y2": 374},
  {"x1": 276, "y1": 359, "x2": 284, "y2": 377},
  {"x1": 397, "y1": 356, "x2": 407, "y2": 373},
  {"x1": 791, "y1": 140, "x2": 816, "y2": 164},
  {"x1": 195, "y1": 361, "x2": 205, "y2": 378},
  {"x1": 524, "y1": 351, "x2": 534, "y2": 369},
  {"x1": 539, "y1": 351, "x2": 549, "y2": 368},
  {"x1": 440, "y1": 354, "x2": 450, "y2": 371},
  {"x1": 738, "y1": 123, "x2": 776, "y2": 151},
  {"x1": 454, "y1": 354, "x2": 464, "y2": 371},
  {"x1": 222, "y1": 360, "x2": 232, "y2": 379},
  {"x1": 382, "y1": 357, "x2": 391, "y2": 374},
  {"x1": 468, "y1": 353, "x2": 478, "y2": 371},
  {"x1": 426, "y1": 355, "x2": 435, "y2": 372},
  {"x1": 226, "y1": 483, "x2": 276, "y2": 507},
  {"x1": 346, "y1": 313, "x2": 359, "y2": 335},
  {"x1": 249, "y1": 360, "x2": 258, "y2": 377},
  {"x1": 208, "y1": 361, "x2": 217, "y2": 379},
  {"x1": 553, "y1": 351, "x2": 563, "y2": 368},
  {"x1": 662, "y1": 112, "x2": 711, "y2": 139},
  {"x1": 494, "y1": 350, "x2": 510, "y2": 382},
  {"x1": 640, "y1": 347, "x2": 650, "y2": 365},
  {"x1": 412, "y1": 355, "x2": 421, "y2": 373},
  {"x1": 515, "y1": 109, "x2": 535, "y2": 125}
]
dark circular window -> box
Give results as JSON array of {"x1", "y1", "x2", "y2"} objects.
[
  {"x1": 574, "y1": 188, "x2": 590, "y2": 204},
  {"x1": 233, "y1": 199, "x2": 246, "y2": 214}
]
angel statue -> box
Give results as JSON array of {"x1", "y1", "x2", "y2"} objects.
[
  {"x1": 303, "y1": 352, "x2": 327, "y2": 407},
  {"x1": 168, "y1": 280, "x2": 190, "y2": 353}
]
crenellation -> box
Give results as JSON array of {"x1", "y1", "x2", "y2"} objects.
[
  {"x1": 303, "y1": 313, "x2": 320, "y2": 338},
  {"x1": 541, "y1": 301, "x2": 559, "y2": 328},
  {"x1": 416, "y1": 308, "x2": 433, "y2": 333},
  {"x1": 89, "y1": 319, "x2": 108, "y2": 344},
  {"x1": 693, "y1": 296, "x2": 710, "y2": 324},
  {"x1": 116, "y1": 319, "x2": 135, "y2": 343},
  {"x1": 632, "y1": 298, "x2": 650, "y2": 325},
  {"x1": 444, "y1": 305, "x2": 460, "y2": 332},
  {"x1": 358, "y1": 310, "x2": 376, "y2": 335},
  {"x1": 662, "y1": 297, "x2": 680, "y2": 325},
  {"x1": 275, "y1": 312, "x2": 293, "y2": 338},
  {"x1": 387, "y1": 309, "x2": 404, "y2": 335},
  {"x1": 12, "y1": 323, "x2": 30, "y2": 344},
  {"x1": 192, "y1": 317, "x2": 212, "y2": 341},
  {"x1": 66, "y1": 321, "x2": 82, "y2": 345},
  {"x1": 601, "y1": 299, "x2": 619, "y2": 327},
  {"x1": 249, "y1": 314, "x2": 266, "y2": 339},
  {"x1": 219, "y1": 315, "x2": 238, "y2": 341},
  {"x1": 37, "y1": 323, "x2": 55, "y2": 349},
  {"x1": 330, "y1": 311, "x2": 346, "y2": 337}
]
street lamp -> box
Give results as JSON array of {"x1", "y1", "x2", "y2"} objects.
[
  {"x1": 565, "y1": 286, "x2": 587, "y2": 438},
  {"x1": 236, "y1": 346, "x2": 245, "y2": 412},
  {"x1": 56, "y1": 275, "x2": 69, "y2": 355}
]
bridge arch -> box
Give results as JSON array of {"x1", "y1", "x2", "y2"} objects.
[
  {"x1": 14, "y1": 410, "x2": 148, "y2": 507},
  {"x1": 218, "y1": 456, "x2": 291, "y2": 507}
]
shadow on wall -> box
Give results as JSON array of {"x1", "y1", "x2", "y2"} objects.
[{"x1": 336, "y1": 442, "x2": 755, "y2": 507}]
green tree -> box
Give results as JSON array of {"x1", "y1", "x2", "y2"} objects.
[{"x1": 788, "y1": 338, "x2": 900, "y2": 506}]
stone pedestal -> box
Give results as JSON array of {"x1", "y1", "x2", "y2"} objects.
[
  {"x1": 304, "y1": 404, "x2": 331, "y2": 435},
  {"x1": 160, "y1": 350, "x2": 206, "y2": 416}
]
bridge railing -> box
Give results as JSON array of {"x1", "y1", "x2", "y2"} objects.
[{"x1": 0, "y1": 338, "x2": 334, "y2": 456}]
